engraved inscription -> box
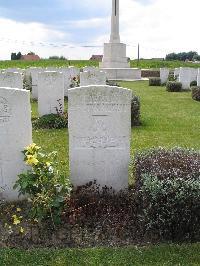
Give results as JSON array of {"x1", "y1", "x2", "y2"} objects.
[
  {"x1": 69, "y1": 90, "x2": 130, "y2": 112},
  {"x1": 74, "y1": 116, "x2": 128, "y2": 149},
  {"x1": 0, "y1": 97, "x2": 11, "y2": 124},
  {"x1": 74, "y1": 136, "x2": 129, "y2": 149}
]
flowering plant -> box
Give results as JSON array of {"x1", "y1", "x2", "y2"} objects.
[
  {"x1": 70, "y1": 75, "x2": 80, "y2": 88},
  {"x1": 14, "y1": 143, "x2": 71, "y2": 225}
]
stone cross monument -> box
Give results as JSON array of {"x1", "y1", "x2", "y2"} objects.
[
  {"x1": 99, "y1": 0, "x2": 141, "y2": 80},
  {"x1": 110, "y1": 0, "x2": 120, "y2": 43},
  {"x1": 100, "y1": 0, "x2": 130, "y2": 69}
]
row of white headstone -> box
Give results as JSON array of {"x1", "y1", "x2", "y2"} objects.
[
  {"x1": 0, "y1": 66, "x2": 107, "y2": 117},
  {"x1": 174, "y1": 67, "x2": 200, "y2": 90},
  {"x1": 159, "y1": 67, "x2": 200, "y2": 89},
  {"x1": 0, "y1": 83, "x2": 132, "y2": 202}
]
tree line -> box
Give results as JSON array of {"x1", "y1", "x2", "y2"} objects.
[{"x1": 166, "y1": 51, "x2": 200, "y2": 61}]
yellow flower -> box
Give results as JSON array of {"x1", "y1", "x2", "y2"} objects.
[
  {"x1": 25, "y1": 143, "x2": 41, "y2": 154},
  {"x1": 12, "y1": 215, "x2": 21, "y2": 225},
  {"x1": 26, "y1": 155, "x2": 39, "y2": 166},
  {"x1": 46, "y1": 162, "x2": 51, "y2": 167},
  {"x1": 16, "y1": 208, "x2": 21, "y2": 212},
  {"x1": 19, "y1": 227, "x2": 25, "y2": 234}
]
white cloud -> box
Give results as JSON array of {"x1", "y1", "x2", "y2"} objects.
[
  {"x1": 1, "y1": 0, "x2": 200, "y2": 60},
  {"x1": 65, "y1": 17, "x2": 109, "y2": 29},
  {"x1": 0, "y1": 17, "x2": 70, "y2": 60},
  {"x1": 93, "y1": 0, "x2": 200, "y2": 59}
]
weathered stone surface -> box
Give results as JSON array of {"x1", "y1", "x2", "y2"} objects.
[
  {"x1": 0, "y1": 87, "x2": 32, "y2": 201},
  {"x1": 60, "y1": 67, "x2": 80, "y2": 97},
  {"x1": 190, "y1": 68, "x2": 198, "y2": 82},
  {"x1": 83, "y1": 66, "x2": 98, "y2": 73},
  {"x1": 0, "y1": 72, "x2": 23, "y2": 90},
  {"x1": 197, "y1": 68, "x2": 200, "y2": 86},
  {"x1": 68, "y1": 85, "x2": 132, "y2": 191},
  {"x1": 80, "y1": 71, "x2": 106, "y2": 86},
  {"x1": 28, "y1": 67, "x2": 43, "y2": 99},
  {"x1": 102, "y1": 68, "x2": 141, "y2": 80},
  {"x1": 174, "y1": 68, "x2": 180, "y2": 79},
  {"x1": 179, "y1": 67, "x2": 191, "y2": 90},
  {"x1": 38, "y1": 71, "x2": 64, "y2": 116},
  {"x1": 160, "y1": 68, "x2": 169, "y2": 84}
]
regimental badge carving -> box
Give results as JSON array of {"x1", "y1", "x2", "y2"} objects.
[{"x1": 0, "y1": 97, "x2": 11, "y2": 124}]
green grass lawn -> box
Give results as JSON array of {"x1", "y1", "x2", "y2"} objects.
[
  {"x1": 1, "y1": 243, "x2": 200, "y2": 266},
  {"x1": 1, "y1": 59, "x2": 200, "y2": 70}
]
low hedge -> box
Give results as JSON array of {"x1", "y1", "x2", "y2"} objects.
[
  {"x1": 190, "y1": 80, "x2": 197, "y2": 87},
  {"x1": 33, "y1": 113, "x2": 68, "y2": 129},
  {"x1": 149, "y1": 77, "x2": 161, "y2": 86},
  {"x1": 131, "y1": 95, "x2": 141, "y2": 127},
  {"x1": 166, "y1": 81, "x2": 182, "y2": 92},
  {"x1": 191, "y1": 86, "x2": 200, "y2": 101},
  {"x1": 134, "y1": 147, "x2": 200, "y2": 241}
]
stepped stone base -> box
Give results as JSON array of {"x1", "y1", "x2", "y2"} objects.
[{"x1": 101, "y1": 68, "x2": 141, "y2": 81}]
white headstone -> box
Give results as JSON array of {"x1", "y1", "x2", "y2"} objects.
[
  {"x1": 0, "y1": 87, "x2": 32, "y2": 201},
  {"x1": 68, "y1": 85, "x2": 132, "y2": 191},
  {"x1": 61, "y1": 67, "x2": 80, "y2": 97},
  {"x1": 160, "y1": 68, "x2": 169, "y2": 84},
  {"x1": 80, "y1": 71, "x2": 107, "y2": 86},
  {"x1": 29, "y1": 67, "x2": 43, "y2": 99},
  {"x1": 83, "y1": 66, "x2": 98, "y2": 73},
  {"x1": 179, "y1": 67, "x2": 191, "y2": 90},
  {"x1": 38, "y1": 71, "x2": 64, "y2": 116},
  {"x1": 190, "y1": 68, "x2": 198, "y2": 82},
  {"x1": 68, "y1": 66, "x2": 80, "y2": 78},
  {"x1": 0, "y1": 72, "x2": 23, "y2": 90},
  {"x1": 5, "y1": 68, "x2": 25, "y2": 74},
  {"x1": 59, "y1": 68, "x2": 72, "y2": 97},
  {"x1": 197, "y1": 68, "x2": 200, "y2": 86},
  {"x1": 174, "y1": 68, "x2": 180, "y2": 79}
]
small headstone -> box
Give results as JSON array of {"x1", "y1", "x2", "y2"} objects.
[
  {"x1": 68, "y1": 85, "x2": 132, "y2": 191},
  {"x1": 59, "y1": 68, "x2": 72, "y2": 97},
  {"x1": 80, "y1": 70, "x2": 107, "y2": 86},
  {"x1": 160, "y1": 68, "x2": 169, "y2": 84},
  {"x1": 29, "y1": 67, "x2": 43, "y2": 99},
  {"x1": 0, "y1": 72, "x2": 23, "y2": 90},
  {"x1": 190, "y1": 68, "x2": 198, "y2": 82},
  {"x1": 197, "y1": 68, "x2": 200, "y2": 86},
  {"x1": 174, "y1": 68, "x2": 180, "y2": 79},
  {"x1": 0, "y1": 87, "x2": 32, "y2": 201},
  {"x1": 5, "y1": 68, "x2": 25, "y2": 75},
  {"x1": 179, "y1": 67, "x2": 191, "y2": 90},
  {"x1": 83, "y1": 66, "x2": 98, "y2": 73},
  {"x1": 38, "y1": 71, "x2": 64, "y2": 116},
  {"x1": 61, "y1": 67, "x2": 80, "y2": 97}
]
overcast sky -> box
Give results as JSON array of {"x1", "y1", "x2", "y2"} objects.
[{"x1": 0, "y1": 0, "x2": 199, "y2": 60}]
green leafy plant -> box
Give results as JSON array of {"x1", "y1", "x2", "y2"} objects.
[
  {"x1": 33, "y1": 113, "x2": 68, "y2": 129},
  {"x1": 134, "y1": 147, "x2": 200, "y2": 241},
  {"x1": 131, "y1": 95, "x2": 141, "y2": 127},
  {"x1": 33, "y1": 99, "x2": 68, "y2": 129},
  {"x1": 149, "y1": 77, "x2": 161, "y2": 86},
  {"x1": 70, "y1": 76, "x2": 80, "y2": 88},
  {"x1": 190, "y1": 80, "x2": 197, "y2": 87},
  {"x1": 14, "y1": 144, "x2": 71, "y2": 225},
  {"x1": 166, "y1": 81, "x2": 182, "y2": 92}
]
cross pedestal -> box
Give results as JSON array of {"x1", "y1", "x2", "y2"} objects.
[{"x1": 100, "y1": 0, "x2": 141, "y2": 80}]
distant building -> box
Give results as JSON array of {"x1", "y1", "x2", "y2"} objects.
[
  {"x1": 151, "y1": 58, "x2": 164, "y2": 61},
  {"x1": 21, "y1": 54, "x2": 40, "y2": 61},
  {"x1": 90, "y1": 55, "x2": 103, "y2": 61}
]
